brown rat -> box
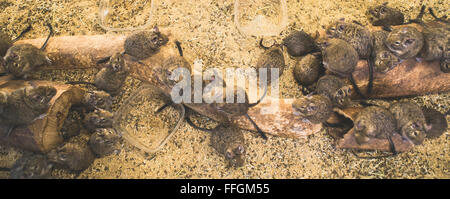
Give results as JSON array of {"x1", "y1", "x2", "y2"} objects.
[
  {"x1": 83, "y1": 108, "x2": 114, "y2": 133},
  {"x1": 210, "y1": 124, "x2": 246, "y2": 168},
  {"x1": 89, "y1": 128, "x2": 121, "y2": 158},
  {"x1": 316, "y1": 75, "x2": 352, "y2": 108},
  {"x1": 385, "y1": 26, "x2": 424, "y2": 60},
  {"x1": 79, "y1": 90, "x2": 112, "y2": 112},
  {"x1": 293, "y1": 54, "x2": 322, "y2": 88},
  {"x1": 292, "y1": 94, "x2": 333, "y2": 124},
  {"x1": 94, "y1": 52, "x2": 129, "y2": 95},
  {"x1": 353, "y1": 106, "x2": 397, "y2": 146},
  {"x1": 325, "y1": 19, "x2": 373, "y2": 59},
  {"x1": 282, "y1": 30, "x2": 318, "y2": 57},
  {"x1": 320, "y1": 38, "x2": 358, "y2": 77},
  {"x1": 47, "y1": 140, "x2": 95, "y2": 171},
  {"x1": 366, "y1": 2, "x2": 405, "y2": 27},
  {"x1": 389, "y1": 102, "x2": 427, "y2": 145},
  {"x1": 2, "y1": 24, "x2": 53, "y2": 78},
  {"x1": 123, "y1": 26, "x2": 168, "y2": 60},
  {"x1": 256, "y1": 39, "x2": 286, "y2": 83}
]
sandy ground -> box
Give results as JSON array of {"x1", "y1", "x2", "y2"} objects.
[{"x1": 0, "y1": 0, "x2": 449, "y2": 179}]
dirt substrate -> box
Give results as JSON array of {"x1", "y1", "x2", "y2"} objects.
[{"x1": 0, "y1": 0, "x2": 448, "y2": 179}]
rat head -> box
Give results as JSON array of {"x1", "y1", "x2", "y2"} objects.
[
  {"x1": 155, "y1": 56, "x2": 191, "y2": 89},
  {"x1": 401, "y1": 121, "x2": 426, "y2": 145},
  {"x1": 85, "y1": 108, "x2": 114, "y2": 128},
  {"x1": 83, "y1": 90, "x2": 112, "y2": 111},
  {"x1": 150, "y1": 26, "x2": 168, "y2": 49},
  {"x1": 47, "y1": 144, "x2": 72, "y2": 166},
  {"x1": 89, "y1": 128, "x2": 119, "y2": 157},
  {"x1": 374, "y1": 50, "x2": 401, "y2": 72},
  {"x1": 107, "y1": 52, "x2": 126, "y2": 72},
  {"x1": 385, "y1": 26, "x2": 423, "y2": 59},
  {"x1": 3, "y1": 45, "x2": 25, "y2": 74},
  {"x1": 325, "y1": 19, "x2": 348, "y2": 38},
  {"x1": 333, "y1": 85, "x2": 352, "y2": 107},
  {"x1": 23, "y1": 85, "x2": 57, "y2": 110},
  {"x1": 225, "y1": 143, "x2": 246, "y2": 167},
  {"x1": 353, "y1": 119, "x2": 372, "y2": 144},
  {"x1": 292, "y1": 94, "x2": 332, "y2": 123},
  {"x1": 366, "y1": 3, "x2": 404, "y2": 25}
]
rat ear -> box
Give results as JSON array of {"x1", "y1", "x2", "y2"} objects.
[
  {"x1": 382, "y1": 2, "x2": 388, "y2": 6},
  {"x1": 152, "y1": 25, "x2": 160, "y2": 34},
  {"x1": 339, "y1": 18, "x2": 345, "y2": 22}
]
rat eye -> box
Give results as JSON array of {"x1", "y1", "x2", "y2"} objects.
[
  {"x1": 337, "y1": 24, "x2": 345, "y2": 32},
  {"x1": 226, "y1": 151, "x2": 234, "y2": 159},
  {"x1": 411, "y1": 122, "x2": 421, "y2": 129},
  {"x1": 380, "y1": 7, "x2": 386, "y2": 14},
  {"x1": 235, "y1": 146, "x2": 245, "y2": 155},
  {"x1": 307, "y1": 105, "x2": 317, "y2": 112},
  {"x1": 404, "y1": 38, "x2": 415, "y2": 46},
  {"x1": 151, "y1": 36, "x2": 159, "y2": 43}
]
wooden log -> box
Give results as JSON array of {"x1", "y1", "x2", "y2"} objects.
[{"x1": 0, "y1": 76, "x2": 85, "y2": 152}]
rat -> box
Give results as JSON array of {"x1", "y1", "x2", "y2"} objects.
[
  {"x1": 385, "y1": 26, "x2": 424, "y2": 60},
  {"x1": 94, "y1": 52, "x2": 130, "y2": 95},
  {"x1": 292, "y1": 94, "x2": 333, "y2": 124},
  {"x1": 210, "y1": 124, "x2": 246, "y2": 168},
  {"x1": 389, "y1": 102, "x2": 428, "y2": 145},
  {"x1": 89, "y1": 128, "x2": 121, "y2": 158},
  {"x1": 293, "y1": 54, "x2": 322, "y2": 93},
  {"x1": 83, "y1": 108, "x2": 114, "y2": 133},
  {"x1": 316, "y1": 75, "x2": 352, "y2": 108},
  {"x1": 79, "y1": 90, "x2": 112, "y2": 112},
  {"x1": 10, "y1": 153, "x2": 53, "y2": 179},
  {"x1": 372, "y1": 30, "x2": 401, "y2": 73},
  {"x1": 325, "y1": 19, "x2": 373, "y2": 59},
  {"x1": 0, "y1": 25, "x2": 32, "y2": 56},
  {"x1": 123, "y1": 26, "x2": 169, "y2": 60},
  {"x1": 0, "y1": 85, "x2": 56, "y2": 127},
  {"x1": 256, "y1": 39, "x2": 286, "y2": 83},
  {"x1": 69, "y1": 53, "x2": 129, "y2": 96},
  {"x1": 2, "y1": 24, "x2": 53, "y2": 78},
  {"x1": 366, "y1": 2, "x2": 405, "y2": 29},
  {"x1": 353, "y1": 106, "x2": 398, "y2": 153},
  {"x1": 282, "y1": 30, "x2": 319, "y2": 57},
  {"x1": 47, "y1": 140, "x2": 95, "y2": 171}
]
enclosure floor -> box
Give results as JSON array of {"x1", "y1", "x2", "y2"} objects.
[{"x1": 0, "y1": 0, "x2": 448, "y2": 179}]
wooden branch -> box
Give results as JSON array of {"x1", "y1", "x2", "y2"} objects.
[{"x1": 0, "y1": 77, "x2": 84, "y2": 152}]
